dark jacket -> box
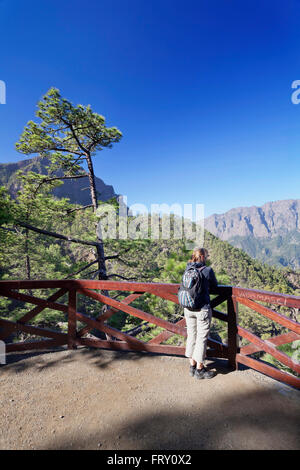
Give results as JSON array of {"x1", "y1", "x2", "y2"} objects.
[{"x1": 186, "y1": 261, "x2": 218, "y2": 309}]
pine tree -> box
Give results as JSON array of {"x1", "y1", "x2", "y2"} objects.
[{"x1": 15, "y1": 87, "x2": 122, "y2": 279}]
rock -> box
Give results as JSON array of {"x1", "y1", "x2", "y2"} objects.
[
  {"x1": 0, "y1": 156, "x2": 119, "y2": 205},
  {"x1": 205, "y1": 199, "x2": 300, "y2": 240}
]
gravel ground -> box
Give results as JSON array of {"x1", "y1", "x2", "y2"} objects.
[{"x1": 0, "y1": 347, "x2": 299, "y2": 450}]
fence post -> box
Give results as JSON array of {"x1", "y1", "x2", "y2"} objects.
[
  {"x1": 68, "y1": 289, "x2": 77, "y2": 350},
  {"x1": 227, "y1": 292, "x2": 238, "y2": 370}
]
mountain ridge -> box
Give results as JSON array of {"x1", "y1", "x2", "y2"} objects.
[
  {"x1": 1, "y1": 157, "x2": 299, "y2": 269},
  {"x1": 205, "y1": 199, "x2": 300, "y2": 239},
  {"x1": 205, "y1": 199, "x2": 300, "y2": 269},
  {"x1": 0, "y1": 156, "x2": 119, "y2": 205}
]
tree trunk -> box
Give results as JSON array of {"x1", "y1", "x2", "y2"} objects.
[
  {"x1": 86, "y1": 153, "x2": 98, "y2": 211},
  {"x1": 24, "y1": 226, "x2": 33, "y2": 296},
  {"x1": 85, "y1": 152, "x2": 107, "y2": 280},
  {"x1": 85, "y1": 155, "x2": 111, "y2": 340},
  {"x1": 24, "y1": 227, "x2": 31, "y2": 280},
  {"x1": 95, "y1": 243, "x2": 107, "y2": 280}
]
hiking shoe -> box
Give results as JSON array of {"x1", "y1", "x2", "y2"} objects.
[
  {"x1": 189, "y1": 365, "x2": 196, "y2": 377},
  {"x1": 194, "y1": 366, "x2": 215, "y2": 379}
]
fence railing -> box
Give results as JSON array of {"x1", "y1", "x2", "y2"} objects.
[{"x1": 0, "y1": 280, "x2": 299, "y2": 389}]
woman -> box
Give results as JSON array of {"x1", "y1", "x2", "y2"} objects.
[{"x1": 184, "y1": 247, "x2": 218, "y2": 379}]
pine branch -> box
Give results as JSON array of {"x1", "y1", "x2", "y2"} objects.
[
  {"x1": 41, "y1": 174, "x2": 88, "y2": 183},
  {"x1": 106, "y1": 273, "x2": 139, "y2": 281},
  {"x1": 16, "y1": 221, "x2": 100, "y2": 247},
  {"x1": 47, "y1": 147, "x2": 83, "y2": 156},
  {"x1": 61, "y1": 118, "x2": 90, "y2": 155},
  {"x1": 65, "y1": 258, "x2": 99, "y2": 279},
  {"x1": 125, "y1": 322, "x2": 150, "y2": 337},
  {"x1": 0, "y1": 226, "x2": 18, "y2": 233},
  {"x1": 65, "y1": 204, "x2": 93, "y2": 214},
  {"x1": 85, "y1": 270, "x2": 138, "y2": 281},
  {"x1": 104, "y1": 247, "x2": 132, "y2": 260}
]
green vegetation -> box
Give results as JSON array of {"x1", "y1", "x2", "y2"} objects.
[
  {"x1": 1, "y1": 186, "x2": 299, "y2": 338},
  {"x1": 1, "y1": 181, "x2": 299, "y2": 376},
  {"x1": 0, "y1": 89, "x2": 299, "y2": 379},
  {"x1": 229, "y1": 231, "x2": 300, "y2": 270}
]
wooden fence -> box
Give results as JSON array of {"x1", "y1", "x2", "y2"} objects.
[{"x1": 0, "y1": 280, "x2": 299, "y2": 389}]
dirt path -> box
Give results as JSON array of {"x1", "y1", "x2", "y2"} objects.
[{"x1": 0, "y1": 347, "x2": 299, "y2": 450}]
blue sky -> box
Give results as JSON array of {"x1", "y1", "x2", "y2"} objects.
[{"x1": 0, "y1": 0, "x2": 300, "y2": 218}]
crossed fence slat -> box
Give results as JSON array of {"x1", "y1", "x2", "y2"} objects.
[
  {"x1": 236, "y1": 353, "x2": 300, "y2": 389},
  {"x1": 76, "y1": 310, "x2": 147, "y2": 349},
  {"x1": 76, "y1": 287, "x2": 187, "y2": 337},
  {"x1": 237, "y1": 325, "x2": 300, "y2": 374},
  {"x1": 241, "y1": 331, "x2": 299, "y2": 355},
  {"x1": 77, "y1": 292, "x2": 143, "y2": 338},
  {"x1": 230, "y1": 288, "x2": 300, "y2": 389},
  {"x1": 0, "y1": 317, "x2": 67, "y2": 341},
  {"x1": 0, "y1": 288, "x2": 68, "y2": 313},
  {"x1": 233, "y1": 295, "x2": 300, "y2": 334},
  {"x1": 0, "y1": 288, "x2": 68, "y2": 341}
]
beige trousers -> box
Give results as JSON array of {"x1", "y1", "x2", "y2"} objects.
[{"x1": 184, "y1": 306, "x2": 212, "y2": 364}]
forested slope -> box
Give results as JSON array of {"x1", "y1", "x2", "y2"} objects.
[{"x1": 1, "y1": 189, "x2": 299, "y2": 377}]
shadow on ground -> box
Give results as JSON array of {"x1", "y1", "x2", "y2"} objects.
[
  {"x1": 1, "y1": 346, "x2": 235, "y2": 377},
  {"x1": 1, "y1": 346, "x2": 148, "y2": 373},
  {"x1": 1, "y1": 347, "x2": 299, "y2": 450},
  {"x1": 42, "y1": 387, "x2": 300, "y2": 450}
]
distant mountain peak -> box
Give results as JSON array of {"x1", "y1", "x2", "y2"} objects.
[
  {"x1": 205, "y1": 199, "x2": 300, "y2": 269},
  {"x1": 205, "y1": 199, "x2": 300, "y2": 239},
  {"x1": 0, "y1": 156, "x2": 119, "y2": 205}
]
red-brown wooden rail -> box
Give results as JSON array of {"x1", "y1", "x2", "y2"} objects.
[{"x1": 0, "y1": 280, "x2": 299, "y2": 389}]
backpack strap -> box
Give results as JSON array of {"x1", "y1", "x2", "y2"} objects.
[
  {"x1": 196, "y1": 266, "x2": 206, "y2": 275},
  {"x1": 195, "y1": 266, "x2": 206, "y2": 290}
]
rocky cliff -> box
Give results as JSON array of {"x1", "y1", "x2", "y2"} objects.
[
  {"x1": 205, "y1": 200, "x2": 300, "y2": 240},
  {"x1": 0, "y1": 156, "x2": 118, "y2": 205},
  {"x1": 205, "y1": 200, "x2": 300, "y2": 269}
]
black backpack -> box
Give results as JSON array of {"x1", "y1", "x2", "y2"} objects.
[{"x1": 178, "y1": 265, "x2": 206, "y2": 311}]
